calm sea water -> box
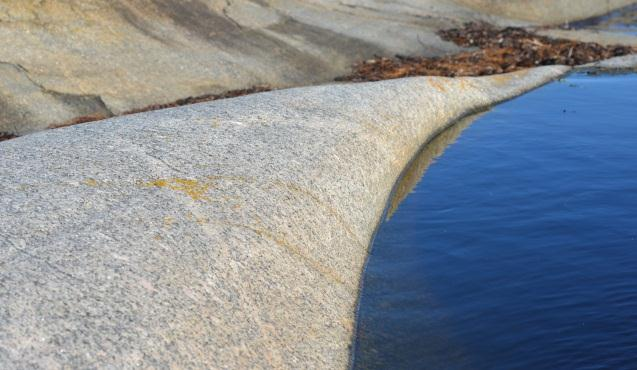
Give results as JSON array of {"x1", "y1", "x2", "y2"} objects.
[{"x1": 354, "y1": 73, "x2": 637, "y2": 370}]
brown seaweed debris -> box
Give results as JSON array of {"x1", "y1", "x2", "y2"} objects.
[
  {"x1": 49, "y1": 113, "x2": 111, "y2": 129},
  {"x1": 8, "y1": 21, "x2": 634, "y2": 141},
  {"x1": 337, "y1": 22, "x2": 635, "y2": 82},
  {"x1": 0, "y1": 132, "x2": 17, "y2": 142},
  {"x1": 35, "y1": 85, "x2": 273, "y2": 136},
  {"x1": 123, "y1": 85, "x2": 272, "y2": 115}
]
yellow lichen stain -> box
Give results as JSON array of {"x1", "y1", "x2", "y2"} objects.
[
  {"x1": 457, "y1": 78, "x2": 476, "y2": 91},
  {"x1": 428, "y1": 78, "x2": 447, "y2": 93},
  {"x1": 163, "y1": 216, "x2": 175, "y2": 228},
  {"x1": 248, "y1": 224, "x2": 347, "y2": 286},
  {"x1": 183, "y1": 210, "x2": 216, "y2": 226},
  {"x1": 195, "y1": 216, "x2": 210, "y2": 225},
  {"x1": 340, "y1": 317, "x2": 355, "y2": 333},
  {"x1": 141, "y1": 178, "x2": 212, "y2": 201},
  {"x1": 497, "y1": 68, "x2": 531, "y2": 85},
  {"x1": 185, "y1": 212, "x2": 210, "y2": 225},
  {"x1": 83, "y1": 178, "x2": 98, "y2": 187},
  {"x1": 512, "y1": 68, "x2": 530, "y2": 78},
  {"x1": 490, "y1": 73, "x2": 515, "y2": 86}
]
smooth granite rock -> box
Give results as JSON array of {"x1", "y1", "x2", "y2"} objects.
[
  {"x1": 0, "y1": 66, "x2": 569, "y2": 369},
  {"x1": 454, "y1": 0, "x2": 636, "y2": 25},
  {"x1": 0, "y1": 0, "x2": 631, "y2": 134},
  {"x1": 578, "y1": 54, "x2": 637, "y2": 71},
  {"x1": 537, "y1": 29, "x2": 637, "y2": 47}
]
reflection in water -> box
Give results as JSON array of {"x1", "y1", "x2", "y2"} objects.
[
  {"x1": 354, "y1": 113, "x2": 484, "y2": 370},
  {"x1": 386, "y1": 113, "x2": 484, "y2": 220},
  {"x1": 354, "y1": 73, "x2": 637, "y2": 370}
]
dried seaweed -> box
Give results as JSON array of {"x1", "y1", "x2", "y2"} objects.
[{"x1": 338, "y1": 22, "x2": 634, "y2": 81}]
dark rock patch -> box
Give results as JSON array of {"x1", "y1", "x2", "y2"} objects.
[
  {"x1": 0, "y1": 132, "x2": 16, "y2": 142},
  {"x1": 122, "y1": 85, "x2": 273, "y2": 115}
]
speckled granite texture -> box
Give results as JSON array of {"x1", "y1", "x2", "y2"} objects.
[{"x1": 0, "y1": 67, "x2": 568, "y2": 369}]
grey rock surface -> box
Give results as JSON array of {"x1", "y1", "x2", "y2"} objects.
[
  {"x1": 0, "y1": 0, "x2": 631, "y2": 135},
  {"x1": 537, "y1": 29, "x2": 637, "y2": 47},
  {"x1": 0, "y1": 66, "x2": 568, "y2": 369},
  {"x1": 454, "y1": 0, "x2": 636, "y2": 25},
  {"x1": 577, "y1": 54, "x2": 637, "y2": 71}
]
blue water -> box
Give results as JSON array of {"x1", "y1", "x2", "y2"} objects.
[{"x1": 354, "y1": 73, "x2": 637, "y2": 370}]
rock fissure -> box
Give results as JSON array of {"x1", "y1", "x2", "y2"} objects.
[{"x1": 222, "y1": 0, "x2": 244, "y2": 30}]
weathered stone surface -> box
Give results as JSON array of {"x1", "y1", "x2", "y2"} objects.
[
  {"x1": 578, "y1": 54, "x2": 637, "y2": 71},
  {"x1": 0, "y1": 61, "x2": 112, "y2": 134},
  {"x1": 538, "y1": 29, "x2": 637, "y2": 47},
  {"x1": 0, "y1": 66, "x2": 568, "y2": 369},
  {"x1": 0, "y1": 0, "x2": 631, "y2": 134},
  {"x1": 454, "y1": 0, "x2": 636, "y2": 25}
]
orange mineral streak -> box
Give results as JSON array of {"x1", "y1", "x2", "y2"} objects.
[{"x1": 141, "y1": 178, "x2": 213, "y2": 201}]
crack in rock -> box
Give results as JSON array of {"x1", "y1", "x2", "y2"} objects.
[{"x1": 0, "y1": 60, "x2": 113, "y2": 134}]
